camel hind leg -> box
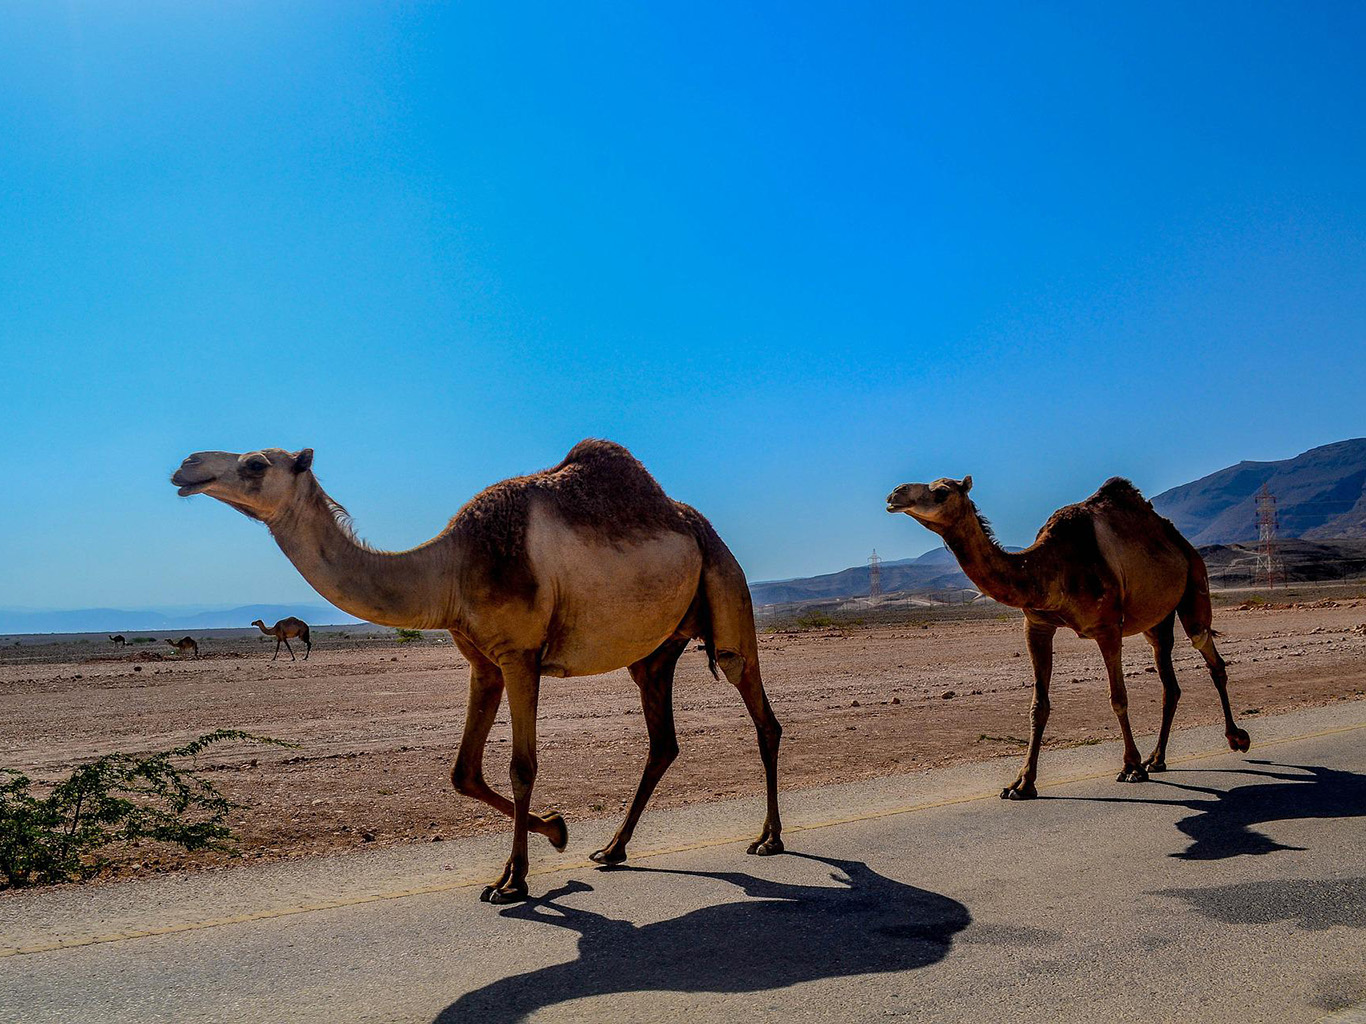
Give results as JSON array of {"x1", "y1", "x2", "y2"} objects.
[
  {"x1": 1143, "y1": 613, "x2": 1180, "y2": 772},
  {"x1": 1177, "y1": 572, "x2": 1250, "y2": 753},
  {"x1": 704, "y1": 557, "x2": 783, "y2": 856},
  {"x1": 590, "y1": 636, "x2": 686, "y2": 865}
]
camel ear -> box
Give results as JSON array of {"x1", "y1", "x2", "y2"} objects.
[
  {"x1": 960, "y1": 475, "x2": 973, "y2": 493},
  {"x1": 293, "y1": 448, "x2": 314, "y2": 474}
]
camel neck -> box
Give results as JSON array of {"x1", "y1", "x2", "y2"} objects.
[
  {"x1": 940, "y1": 511, "x2": 1040, "y2": 609},
  {"x1": 266, "y1": 481, "x2": 457, "y2": 629}
]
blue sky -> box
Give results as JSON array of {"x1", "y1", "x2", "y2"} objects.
[{"x1": 2, "y1": 2, "x2": 1364, "y2": 610}]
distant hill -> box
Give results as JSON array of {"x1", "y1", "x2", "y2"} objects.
[
  {"x1": 0, "y1": 604, "x2": 362, "y2": 636},
  {"x1": 749, "y1": 546, "x2": 1021, "y2": 607},
  {"x1": 1151, "y1": 438, "x2": 1366, "y2": 545},
  {"x1": 1199, "y1": 538, "x2": 1366, "y2": 587}
]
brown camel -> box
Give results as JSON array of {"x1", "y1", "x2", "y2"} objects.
[
  {"x1": 171, "y1": 441, "x2": 783, "y2": 902},
  {"x1": 886, "y1": 475, "x2": 1250, "y2": 798},
  {"x1": 109, "y1": 635, "x2": 126, "y2": 647},
  {"x1": 253, "y1": 617, "x2": 312, "y2": 660},
  {"x1": 166, "y1": 636, "x2": 199, "y2": 658}
]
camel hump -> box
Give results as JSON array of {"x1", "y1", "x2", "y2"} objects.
[
  {"x1": 451, "y1": 439, "x2": 690, "y2": 565},
  {"x1": 555, "y1": 438, "x2": 642, "y2": 470},
  {"x1": 1095, "y1": 477, "x2": 1150, "y2": 507}
]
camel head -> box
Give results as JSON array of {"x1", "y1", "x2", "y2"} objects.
[
  {"x1": 885, "y1": 476, "x2": 973, "y2": 533},
  {"x1": 251, "y1": 619, "x2": 265, "y2": 628},
  {"x1": 172, "y1": 448, "x2": 314, "y2": 521}
]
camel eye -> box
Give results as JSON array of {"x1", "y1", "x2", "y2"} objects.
[
  {"x1": 241, "y1": 456, "x2": 270, "y2": 476},
  {"x1": 932, "y1": 488, "x2": 948, "y2": 502}
]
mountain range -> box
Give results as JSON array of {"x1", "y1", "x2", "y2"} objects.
[
  {"x1": 749, "y1": 547, "x2": 1003, "y2": 607},
  {"x1": 0, "y1": 605, "x2": 361, "y2": 636},
  {"x1": 1150, "y1": 438, "x2": 1366, "y2": 545}
]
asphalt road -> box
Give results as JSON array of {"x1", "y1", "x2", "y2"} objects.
[{"x1": 4, "y1": 701, "x2": 1366, "y2": 1023}]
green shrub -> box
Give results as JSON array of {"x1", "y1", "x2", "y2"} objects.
[
  {"x1": 394, "y1": 628, "x2": 423, "y2": 643},
  {"x1": 0, "y1": 730, "x2": 290, "y2": 888},
  {"x1": 793, "y1": 612, "x2": 834, "y2": 630}
]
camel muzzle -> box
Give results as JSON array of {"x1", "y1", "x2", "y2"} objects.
[
  {"x1": 886, "y1": 483, "x2": 925, "y2": 514},
  {"x1": 172, "y1": 460, "x2": 216, "y2": 496}
]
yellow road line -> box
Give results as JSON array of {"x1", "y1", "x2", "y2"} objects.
[{"x1": 3, "y1": 719, "x2": 1363, "y2": 960}]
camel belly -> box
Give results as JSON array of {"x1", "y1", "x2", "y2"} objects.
[
  {"x1": 1092, "y1": 519, "x2": 1190, "y2": 635},
  {"x1": 526, "y1": 513, "x2": 702, "y2": 677}
]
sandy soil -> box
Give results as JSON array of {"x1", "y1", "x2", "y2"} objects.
[{"x1": 3, "y1": 602, "x2": 1365, "y2": 880}]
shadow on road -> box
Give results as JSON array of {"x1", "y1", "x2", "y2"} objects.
[
  {"x1": 1157, "y1": 876, "x2": 1366, "y2": 930},
  {"x1": 433, "y1": 853, "x2": 970, "y2": 1023},
  {"x1": 1047, "y1": 760, "x2": 1366, "y2": 860}
]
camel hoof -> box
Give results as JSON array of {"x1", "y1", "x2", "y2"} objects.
[
  {"x1": 1116, "y1": 765, "x2": 1149, "y2": 783},
  {"x1": 747, "y1": 837, "x2": 784, "y2": 856},
  {"x1": 1144, "y1": 759, "x2": 1168, "y2": 773},
  {"x1": 590, "y1": 847, "x2": 627, "y2": 865},
  {"x1": 484, "y1": 885, "x2": 529, "y2": 905},
  {"x1": 1228, "y1": 729, "x2": 1251, "y2": 752},
  {"x1": 1001, "y1": 781, "x2": 1037, "y2": 800},
  {"x1": 543, "y1": 811, "x2": 569, "y2": 852}
]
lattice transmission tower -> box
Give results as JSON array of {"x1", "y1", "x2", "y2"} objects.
[
  {"x1": 1254, "y1": 484, "x2": 1285, "y2": 589},
  {"x1": 868, "y1": 549, "x2": 882, "y2": 599}
]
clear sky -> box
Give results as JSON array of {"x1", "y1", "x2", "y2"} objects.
[{"x1": 2, "y1": 2, "x2": 1364, "y2": 610}]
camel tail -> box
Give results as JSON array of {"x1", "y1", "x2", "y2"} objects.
[{"x1": 697, "y1": 587, "x2": 720, "y2": 681}]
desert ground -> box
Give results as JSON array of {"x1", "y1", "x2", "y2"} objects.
[{"x1": 3, "y1": 595, "x2": 1365, "y2": 881}]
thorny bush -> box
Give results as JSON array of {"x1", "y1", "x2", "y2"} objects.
[{"x1": 0, "y1": 730, "x2": 291, "y2": 888}]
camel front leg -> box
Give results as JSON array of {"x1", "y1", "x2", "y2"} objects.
[
  {"x1": 483, "y1": 652, "x2": 541, "y2": 904},
  {"x1": 283, "y1": 637, "x2": 295, "y2": 661},
  {"x1": 591, "y1": 640, "x2": 685, "y2": 865},
  {"x1": 1098, "y1": 631, "x2": 1146, "y2": 783},
  {"x1": 1002, "y1": 622, "x2": 1056, "y2": 800},
  {"x1": 272, "y1": 638, "x2": 281, "y2": 661},
  {"x1": 451, "y1": 655, "x2": 567, "y2": 854},
  {"x1": 1143, "y1": 615, "x2": 1180, "y2": 772}
]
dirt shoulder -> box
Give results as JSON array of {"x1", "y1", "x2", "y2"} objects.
[{"x1": 2, "y1": 602, "x2": 1364, "y2": 882}]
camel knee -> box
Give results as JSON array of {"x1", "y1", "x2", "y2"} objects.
[
  {"x1": 1110, "y1": 700, "x2": 1128, "y2": 718},
  {"x1": 650, "y1": 736, "x2": 680, "y2": 768},
  {"x1": 755, "y1": 710, "x2": 782, "y2": 747},
  {"x1": 509, "y1": 754, "x2": 537, "y2": 795},
  {"x1": 716, "y1": 650, "x2": 746, "y2": 682},
  {"x1": 451, "y1": 760, "x2": 484, "y2": 797}
]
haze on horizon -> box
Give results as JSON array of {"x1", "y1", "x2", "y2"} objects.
[{"x1": 2, "y1": 3, "x2": 1364, "y2": 613}]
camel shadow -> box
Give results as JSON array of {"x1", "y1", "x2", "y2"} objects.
[
  {"x1": 433, "y1": 853, "x2": 970, "y2": 1023},
  {"x1": 1046, "y1": 760, "x2": 1366, "y2": 860}
]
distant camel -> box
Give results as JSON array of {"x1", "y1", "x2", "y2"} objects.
[
  {"x1": 252, "y1": 617, "x2": 312, "y2": 660},
  {"x1": 109, "y1": 635, "x2": 126, "y2": 647},
  {"x1": 172, "y1": 441, "x2": 783, "y2": 903},
  {"x1": 166, "y1": 636, "x2": 199, "y2": 658},
  {"x1": 887, "y1": 475, "x2": 1250, "y2": 798}
]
